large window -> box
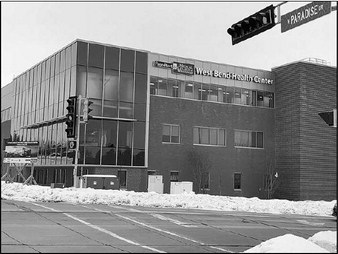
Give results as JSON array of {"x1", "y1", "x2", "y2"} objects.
[
  {"x1": 162, "y1": 124, "x2": 180, "y2": 144},
  {"x1": 234, "y1": 130, "x2": 263, "y2": 148},
  {"x1": 150, "y1": 76, "x2": 274, "y2": 108},
  {"x1": 193, "y1": 127, "x2": 226, "y2": 146}
]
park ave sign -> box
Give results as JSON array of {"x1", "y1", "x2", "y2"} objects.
[{"x1": 281, "y1": 1, "x2": 331, "y2": 33}]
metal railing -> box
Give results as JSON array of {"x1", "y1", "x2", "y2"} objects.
[{"x1": 300, "y1": 58, "x2": 331, "y2": 66}]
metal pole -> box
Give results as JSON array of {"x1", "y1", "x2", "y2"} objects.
[
  {"x1": 73, "y1": 95, "x2": 82, "y2": 187},
  {"x1": 274, "y1": 2, "x2": 288, "y2": 24}
]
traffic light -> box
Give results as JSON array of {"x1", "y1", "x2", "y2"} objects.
[
  {"x1": 227, "y1": 5, "x2": 276, "y2": 45},
  {"x1": 65, "y1": 96, "x2": 77, "y2": 138},
  {"x1": 318, "y1": 109, "x2": 337, "y2": 127},
  {"x1": 83, "y1": 98, "x2": 93, "y2": 123}
]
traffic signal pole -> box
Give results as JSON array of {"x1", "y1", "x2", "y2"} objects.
[{"x1": 73, "y1": 95, "x2": 82, "y2": 188}]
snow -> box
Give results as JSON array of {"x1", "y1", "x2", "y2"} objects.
[{"x1": 1, "y1": 181, "x2": 336, "y2": 253}]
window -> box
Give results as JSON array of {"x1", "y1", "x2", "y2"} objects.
[
  {"x1": 225, "y1": 86, "x2": 234, "y2": 103},
  {"x1": 241, "y1": 89, "x2": 252, "y2": 105},
  {"x1": 184, "y1": 82, "x2": 194, "y2": 99},
  {"x1": 234, "y1": 87, "x2": 241, "y2": 104},
  {"x1": 150, "y1": 76, "x2": 157, "y2": 95},
  {"x1": 234, "y1": 130, "x2": 263, "y2": 148},
  {"x1": 157, "y1": 79, "x2": 168, "y2": 96},
  {"x1": 148, "y1": 76, "x2": 274, "y2": 109},
  {"x1": 193, "y1": 127, "x2": 226, "y2": 146},
  {"x1": 162, "y1": 124, "x2": 180, "y2": 144},
  {"x1": 170, "y1": 171, "x2": 179, "y2": 182},
  {"x1": 234, "y1": 173, "x2": 241, "y2": 190},
  {"x1": 257, "y1": 91, "x2": 274, "y2": 108},
  {"x1": 208, "y1": 85, "x2": 218, "y2": 102},
  {"x1": 168, "y1": 79, "x2": 180, "y2": 97}
]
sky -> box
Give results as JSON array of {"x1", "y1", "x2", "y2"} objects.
[
  {"x1": 1, "y1": 1, "x2": 337, "y2": 88},
  {"x1": 1, "y1": 181, "x2": 337, "y2": 253}
]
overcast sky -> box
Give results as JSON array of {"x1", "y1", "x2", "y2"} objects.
[{"x1": 1, "y1": 1, "x2": 337, "y2": 87}]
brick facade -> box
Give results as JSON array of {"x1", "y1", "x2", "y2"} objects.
[{"x1": 273, "y1": 62, "x2": 336, "y2": 201}]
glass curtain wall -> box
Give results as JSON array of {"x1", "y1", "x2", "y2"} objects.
[
  {"x1": 76, "y1": 41, "x2": 147, "y2": 167},
  {"x1": 12, "y1": 42, "x2": 77, "y2": 165}
]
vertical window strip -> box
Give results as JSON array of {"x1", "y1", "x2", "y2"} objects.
[{"x1": 234, "y1": 173, "x2": 242, "y2": 190}]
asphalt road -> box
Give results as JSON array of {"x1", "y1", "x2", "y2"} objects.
[{"x1": 1, "y1": 199, "x2": 336, "y2": 253}]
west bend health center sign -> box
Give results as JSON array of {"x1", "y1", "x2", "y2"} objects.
[{"x1": 154, "y1": 61, "x2": 274, "y2": 85}]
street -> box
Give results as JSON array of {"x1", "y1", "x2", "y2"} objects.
[{"x1": 1, "y1": 199, "x2": 336, "y2": 253}]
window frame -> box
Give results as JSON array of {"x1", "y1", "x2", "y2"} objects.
[
  {"x1": 233, "y1": 172, "x2": 242, "y2": 191},
  {"x1": 162, "y1": 124, "x2": 180, "y2": 144},
  {"x1": 234, "y1": 129, "x2": 264, "y2": 149},
  {"x1": 193, "y1": 126, "x2": 227, "y2": 147}
]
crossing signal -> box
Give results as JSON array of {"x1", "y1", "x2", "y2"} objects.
[
  {"x1": 83, "y1": 98, "x2": 93, "y2": 123},
  {"x1": 227, "y1": 4, "x2": 276, "y2": 45},
  {"x1": 319, "y1": 109, "x2": 337, "y2": 127},
  {"x1": 65, "y1": 96, "x2": 77, "y2": 138}
]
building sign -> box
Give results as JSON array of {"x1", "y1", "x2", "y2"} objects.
[
  {"x1": 281, "y1": 1, "x2": 331, "y2": 33},
  {"x1": 3, "y1": 141, "x2": 39, "y2": 164},
  {"x1": 154, "y1": 61, "x2": 274, "y2": 85},
  {"x1": 172, "y1": 62, "x2": 194, "y2": 75},
  {"x1": 195, "y1": 67, "x2": 274, "y2": 85},
  {"x1": 154, "y1": 61, "x2": 194, "y2": 75}
]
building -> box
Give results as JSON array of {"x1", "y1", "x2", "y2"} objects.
[{"x1": 1, "y1": 39, "x2": 336, "y2": 201}]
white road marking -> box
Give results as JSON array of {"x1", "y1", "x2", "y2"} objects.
[
  {"x1": 32, "y1": 203, "x2": 166, "y2": 253},
  {"x1": 116, "y1": 213, "x2": 233, "y2": 253},
  {"x1": 84, "y1": 205, "x2": 233, "y2": 253},
  {"x1": 151, "y1": 213, "x2": 198, "y2": 227},
  {"x1": 296, "y1": 220, "x2": 325, "y2": 226}
]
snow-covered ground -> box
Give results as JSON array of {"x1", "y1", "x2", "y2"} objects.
[{"x1": 1, "y1": 181, "x2": 336, "y2": 253}]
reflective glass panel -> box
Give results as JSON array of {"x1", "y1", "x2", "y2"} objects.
[
  {"x1": 77, "y1": 41, "x2": 88, "y2": 66},
  {"x1": 136, "y1": 51, "x2": 147, "y2": 74},
  {"x1": 120, "y1": 72, "x2": 134, "y2": 102},
  {"x1": 120, "y1": 49, "x2": 134, "y2": 72},
  {"x1": 88, "y1": 44, "x2": 104, "y2": 68},
  {"x1": 104, "y1": 69, "x2": 118, "y2": 101},
  {"x1": 135, "y1": 73, "x2": 147, "y2": 103},
  {"x1": 87, "y1": 67, "x2": 103, "y2": 99},
  {"x1": 105, "y1": 46, "x2": 120, "y2": 70}
]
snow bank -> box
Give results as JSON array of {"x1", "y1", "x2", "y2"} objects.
[{"x1": 1, "y1": 181, "x2": 335, "y2": 217}]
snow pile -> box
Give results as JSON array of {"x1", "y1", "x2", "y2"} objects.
[
  {"x1": 1, "y1": 181, "x2": 336, "y2": 217},
  {"x1": 308, "y1": 231, "x2": 337, "y2": 253},
  {"x1": 244, "y1": 234, "x2": 330, "y2": 253}
]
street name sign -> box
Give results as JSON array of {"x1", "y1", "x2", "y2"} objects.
[{"x1": 281, "y1": 1, "x2": 331, "y2": 33}]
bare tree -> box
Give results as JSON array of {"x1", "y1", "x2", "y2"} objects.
[
  {"x1": 264, "y1": 159, "x2": 280, "y2": 199},
  {"x1": 187, "y1": 149, "x2": 212, "y2": 194}
]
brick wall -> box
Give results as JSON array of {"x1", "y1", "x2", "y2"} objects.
[
  {"x1": 148, "y1": 96, "x2": 275, "y2": 197},
  {"x1": 273, "y1": 62, "x2": 336, "y2": 201}
]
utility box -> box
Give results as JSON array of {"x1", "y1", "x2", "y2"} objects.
[
  {"x1": 82, "y1": 174, "x2": 119, "y2": 190},
  {"x1": 148, "y1": 175, "x2": 163, "y2": 194},
  {"x1": 170, "y1": 181, "x2": 193, "y2": 194}
]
